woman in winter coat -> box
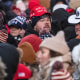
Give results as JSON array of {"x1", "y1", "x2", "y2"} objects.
[{"x1": 29, "y1": 31, "x2": 74, "y2": 80}]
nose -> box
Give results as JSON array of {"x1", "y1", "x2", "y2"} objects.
[
  {"x1": 12, "y1": 28, "x2": 16, "y2": 31},
  {"x1": 37, "y1": 51, "x2": 42, "y2": 59}
]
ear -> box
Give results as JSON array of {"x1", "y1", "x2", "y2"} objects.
[
  {"x1": 34, "y1": 25, "x2": 37, "y2": 31},
  {"x1": 17, "y1": 48, "x2": 23, "y2": 58}
]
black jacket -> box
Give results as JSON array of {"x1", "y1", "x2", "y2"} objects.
[
  {"x1": 7, "y1": 34, "x2": 22, "y2": 47},
  {"x1": 0, "y1": 43, "x2": 19, "y2": 80}
]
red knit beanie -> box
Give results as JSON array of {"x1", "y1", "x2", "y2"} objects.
[
  {"x1": 28, "y1": 0, "x2": 40, "y2": 10},
  {"x1": 18, "y1": 34, "x2": 42, "y2": 53}
]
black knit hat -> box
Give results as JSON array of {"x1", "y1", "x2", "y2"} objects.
[
  {"x1": 50, "y1": 0, "x2": 67, "y2": 12},
  {"x1": 52, "y1": 8, "x2": 70, "y2": 30},
  {"x1": 31, "y1": 13, "x2": 51, "y2": 28},
  {"x1": 31, "y1": 16, "x2": 41, "y2": 28}
]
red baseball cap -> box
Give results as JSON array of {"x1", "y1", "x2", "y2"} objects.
[
  {"x1": 13, "y1": 63, "x2": 32, "y2": 80},
  {"x1": 30, "y1": 6, "x2": 52, "y2": 18}
]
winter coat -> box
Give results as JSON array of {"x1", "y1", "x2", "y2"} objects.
[
  {"x1": 29, "y1": 56, "x2": 74, "y2": 80},
  {"x1": 7, "y1": 34, "x2": 22, "y2": 47},
  {"x1": 29, "y1": 57, "x2": 63, "y2": 80},
  {"x1": 0, "y1": 43, "x2": 19, "y2": 80}
]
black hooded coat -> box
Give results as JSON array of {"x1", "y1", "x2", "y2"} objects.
[{"x1": 0, "y1": 43, "x2": 19, "y2": 80}]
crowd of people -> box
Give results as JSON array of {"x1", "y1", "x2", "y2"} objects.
[{"x1": 0, "y1": 0, "x2": 80, "y2": 80}]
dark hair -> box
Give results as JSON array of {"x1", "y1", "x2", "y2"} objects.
[
  {"x1": 22, "y1": 0, "x2": 26, "y2": 2},
  {"x1": 40, "y1": 13, "x2": 51, "y2": 20},
  {"x1": 50, "y1": 50, "x2": 62, "y2": 57}
]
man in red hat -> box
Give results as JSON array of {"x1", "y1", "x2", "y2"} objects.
[{"x1": 25, "y1": 6, "x2": 53, "y2": 40}]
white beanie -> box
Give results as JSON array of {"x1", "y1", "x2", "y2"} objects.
[{"x1": 53, "y1": 4, "x2": 68, "y2": 12}]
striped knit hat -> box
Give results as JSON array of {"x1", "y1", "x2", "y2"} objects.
[
  {"x1": 51, "y1": 61, "x2": 73, "y2": 80},
  {"x1": 51, "y1": 69, "x2": 73, "y2": 80},
  {"x1": 0, "y1": 30, "x2": 8, "y2": 43}
]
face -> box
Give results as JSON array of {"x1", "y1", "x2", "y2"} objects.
[
  {"x1": 37, "y1": 47, "x2": 50, "y2": 66},
  {"x1": 13, "y1": 9, "x2": 21, "y2": 16},
  {"x1": 10, "y1": 26, "x2": 21, "y2": 36},
  {"x1": 34, "y1": 17, "x2": 51, "y2": 33},
  {"x1": 23, "y1": 0, "x2": 29, "y2": 9},
  {"x1": 75, "y1": 23, "x2": 80, "y2": 35},
  {"x1": 19, "y1": 29, "x2": 25, "y2": 37}
]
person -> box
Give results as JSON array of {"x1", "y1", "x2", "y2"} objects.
[
  {"x1": 0, "y1": 43, "x2": 19, "y2": 80},
  {"x1": 13, "y1": 63, "x2": 32, "y2": 80},
  {"x1": 18, "y1": 42, "x2": 41, "y2": 80},
  {"x1": 18, "y1": 42, "x2": 37, "y2": 64},
  {"x1": 0, "y1": 11, "x2": 8, "y2": 43},
  {"x1": 51, "y1": 8, "x2": 76, "y2": 41},
  {"x1": 50, "y1": 61, "x2": 73, "y2": 80},
  {"x1": 68, "y1": 7, "x2": 80, "y2": 39},
  {"x1": 19, "y1": 22, "x2": 27, "y2": 38},
  {"x1": 11, "y1": 5, "x2": 22, "y2": 16},
  {"x1": 29, "y1": 31, "x2": 74, "y2": 80},
  {"x1": 71, "y1": 44, "x2": 80, "y2": 80},
  {"x1": 69, "y1": 0, "x2": 80, "y2": 10},
  {"x1": 50, "y1": 0, "x2": 67, "y2": 13},
  {"x1": 18, "y1": 34, "x2": 42, "y2": 53},
  {"x1": 0, "y1": 2, "x2": 17, "y2": 24},
  {"x1": 12, "y1": 47, "x2": 32, "y2": 80},
  {"x1": 7, "y1": 16, "x2": 26, "y2": 46},
  {"x1": 39, "y1": 0, "x2": 50, "y2": 11},
  {"x1": 25, "y1": 6, "x2": 53, "y2": 40},
  {"x1": 0, "y1": 57, "x2": 7, "y2": 80},
  {"x1": 28, "y1": 0, "x2": 40, "y2": 11}
]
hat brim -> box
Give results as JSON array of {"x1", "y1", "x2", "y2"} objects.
[
  {"x1": 8, "y1": 24, "x2": 22, "y2": 29},
  {"x1": 68, "y1": 15, "x2": 80, "y2": 24},
  {"x1": 30, "y1": 12, "x2": 52, "y2": 19},
  {"x1": 39, "y1": 12, "x2": 52, "y2": 17},
  {"x1": 35, "y1": 12, "x2": 52, "y2": 17},
  {"x1": 45, "y1": 12, "x2": 52, "y2": 16}
]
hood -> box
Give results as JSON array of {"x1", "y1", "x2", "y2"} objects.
[{"x1": 0, "y1": 43, "x2": 19, "y2": 80}]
